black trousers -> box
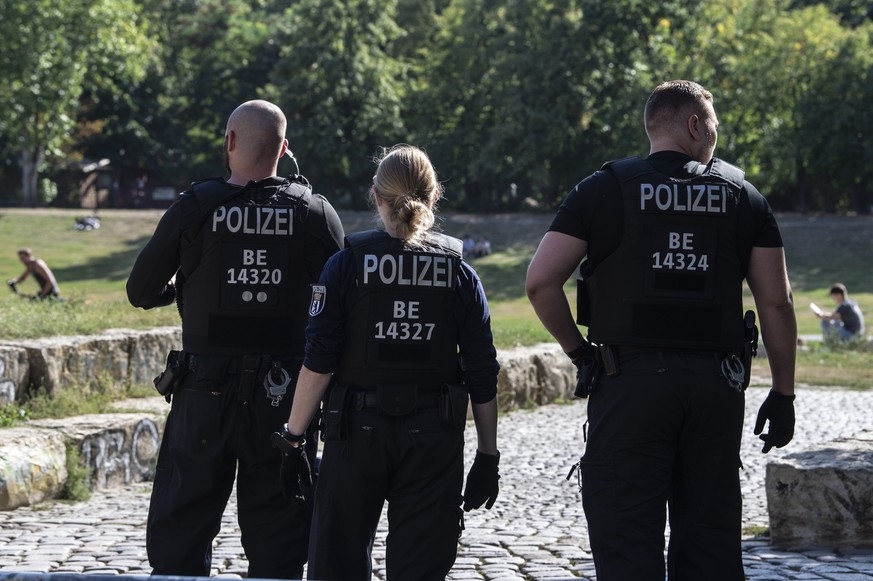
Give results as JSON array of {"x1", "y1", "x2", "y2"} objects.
[
  {"x1": 147, "y1": 355, "x2": 311, "y2": 579},
  {"x1": 580, "y1": 351, "x2": 746, "y2": 581},
  {"x1": 307, "y1": 406, "x2": 465, "y2": 581}
]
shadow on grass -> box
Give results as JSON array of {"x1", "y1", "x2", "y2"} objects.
[{"x1": 51, "y1": 235, "x2": 153, "y2": 283}]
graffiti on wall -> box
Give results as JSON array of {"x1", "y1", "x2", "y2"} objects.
[
  {"x1": 0, "y1": 358, "x2": 16, "y2": 406},
  {"x1": 79, "y1": 419, "x2": 161, "y2": 489}
]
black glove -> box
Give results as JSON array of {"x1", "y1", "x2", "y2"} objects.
[
  {"x1": 753, "y1": 391, "x2": 796, "y2": 453},
  {"x1": 463, "y1": 450, "x2": 500, "y2": 511},
  {"x1": 567, "y1": 341, "x2": 597, "y2": 398},
  {"x1": 271, "y1": 430, "x2": 313, "y2": 503}
]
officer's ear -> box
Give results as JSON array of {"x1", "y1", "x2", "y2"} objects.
[{"x1": 687, "y1": 114, "x2": 701, "y2": 141}]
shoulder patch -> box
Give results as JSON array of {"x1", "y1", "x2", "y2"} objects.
[{"x1": 309, "y1": 285, "x2": 326, "y2": 317}]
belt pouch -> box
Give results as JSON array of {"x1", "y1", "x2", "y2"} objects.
[
  {"x1": 377, "y1": 384, "x2": 418, "y2": 416},
  {"x1": 440, "y1": 384, "x2": 469, "y2": 429},
  {"x1": 237, "y1": 355, "x2": 261, "y2": 402},
  {"x1": 323, "y1": 383, "x2": 350, "y2": 441},
  {"x1": 154, "y1": 350, "x2": 184, "y2": 401}
]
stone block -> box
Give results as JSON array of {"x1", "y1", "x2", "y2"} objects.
[
  {"x1": 31, "y1": 406, "x2": 167, "y2": 491},
  {"x1": 0, "y1": 427, "x2": 66, "y2": 510},
  {"x1": 9, "y1": 334, "x2": 131, "y2": 396},
  {"x1": 0, "y1": 346, "x2": 29, "y2": 405},
  {"x1": 0, "y1": 326, "x2": 181, "y2": 399},
  {"x1": 497, "y1": 343, "x2": 574, "y2": 411},
  {"x1": 766, "y1": 429, "x2": 873, "y2": 547},
  {"x1": 124, "y1": 326, "x2": 182, "y2": 387}
]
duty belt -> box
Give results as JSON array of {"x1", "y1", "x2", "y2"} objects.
[
  {"x1": 599, "y1": 344, "x2": 731, "y2": 379},
  {"x1": 350, "y1": 387, "x2": 443, "y2": 414},
  {"x1": 188, "y1": 353, "x2": 303, "y2": 404},
  {"x1": 353, "y1": 391, "x2": 442, "y2": 409}
]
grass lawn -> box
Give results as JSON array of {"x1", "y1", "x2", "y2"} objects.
[{"x1": 1, "y1": 208, "x2": 871, "y2": 388}]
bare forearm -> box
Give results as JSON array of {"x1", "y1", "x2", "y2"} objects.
[
  {"x1": 287, "y1": 366, "x2": 332, "y2": 435},
  {"x1": 759, "y1": 301, "x2": 797, "y2": 395},
  {"x1": 747, "y1": 246, "x2": 797, "y2": 396},
  {"x1": 525, "y1": 232, "x2": 589, "y2": 353},
  {"x1": 527, "y1": 287, "x2": 585, "y2": 351}
]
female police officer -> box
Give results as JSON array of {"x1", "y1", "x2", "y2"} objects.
[{"x1": 277, "y1": 144, "x2": 500, "y2": 580}]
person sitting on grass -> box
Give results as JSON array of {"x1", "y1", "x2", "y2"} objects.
[
  {"x1": 7, "y1": 248, "x2": 60, "y2": 300},
  {"x1": 816, "y1": 283, "x2": 865, "y2": 342}
]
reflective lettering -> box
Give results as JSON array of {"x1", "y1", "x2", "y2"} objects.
[
  {"x1": 639, "y1": 183, "x2": 729, "y2": 214},
  {"x1": 668, "y1": 232, "x2": 694, "y2": 250},
  {"x1": 211, "y1": 206, "x2": 294, "y2": 235},
  {"x1": 361, "y1": 253, "x2": 453, "y2": 287},
  {"x1": 242, "y1": 249, "x2": 267, "y2": 265},
  {"x1": 363, "y1": 255, "x2": 379, "y2": 282},
  {"x1": 393, "y1": 301, "x2": 420, "y2": 319},
  {"x1": 417, "y1": 256, "x2": 432, "y2": 286}
]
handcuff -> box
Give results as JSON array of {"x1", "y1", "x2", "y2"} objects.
[
  {"x1": 263, "y1": 362, "x2": 292, "y2": 407},
  {"x1": 720, "y1": 354, "x2": 745, "y2": 392}
]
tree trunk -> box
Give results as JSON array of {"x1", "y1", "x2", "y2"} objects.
[{"x1": 20, "y1": 147, "x2": 43, "y2": 207}]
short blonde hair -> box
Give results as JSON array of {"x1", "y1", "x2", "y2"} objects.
[{"x1": 371, "y1": 144, "x2": 443, "y2": 244}]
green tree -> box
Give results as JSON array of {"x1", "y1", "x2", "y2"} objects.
[
  {"x1": 415, "y1": 0, "x2": 700, "y2": 211},
  {"x1": 790, "y1": 0, "x2": 872, "y2": 27},
  {"x1": 78, "y1": 0, "x2": 294, "y2": 198},
  {"x1": 0, "y1": 0, "x2": 153, "y2": 206},
  {"x1": 683, "y1": 0, "x2": 873, "y2": 212},
  {"x1": 266, "y1": 0, "x2": 408, "y2": 208}
]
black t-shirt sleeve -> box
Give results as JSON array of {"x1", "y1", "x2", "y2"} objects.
[
  {"x1": 303, "y1": 194, "x2": 345, "y2": 280},
  {"x1": 549, "y1": 170, "x2": 623, "y2": 266},
  {"x1": 549, "y1": 172, "x2": 604, "y2": 241},
  {"x1": 744, "y1": 181, "x2": 783, "y2": 248},
  {"x1": 126, "y1": 195, "x2": 199, "y2": 309}
]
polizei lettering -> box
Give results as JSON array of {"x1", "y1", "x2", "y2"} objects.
[
  {"x1": 639, "y1": 183, "x2": 728, "y2": 214},
  {"x1": 362, "y1": 253, "x2": 454, "y2": 287},
  {"x1": 211, "y1": 206, "x2": 294, "y2": 235}
]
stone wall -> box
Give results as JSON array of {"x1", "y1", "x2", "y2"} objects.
[
  {"x1": 0, "y1": 329, "x2": 577, "y2": 510},
  {"x1": 0, "y1": 329, "x2": 576, "y2": 409},
  {"x1": 0, "y1": 327, "x2": 182, "y2": 403}
]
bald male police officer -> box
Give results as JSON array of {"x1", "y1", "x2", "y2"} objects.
[
  {"x1": 127, "y1": 100, "x2": 344, "y2": 579},
  {"x1": 526, "y1": 81, "x2": 797, "y2": 580}
]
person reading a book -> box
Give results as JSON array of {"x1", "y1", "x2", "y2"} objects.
[{"x1": 815, "y1": 283, "x2": 865, "y2": 342}]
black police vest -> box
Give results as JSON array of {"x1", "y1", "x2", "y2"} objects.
[
  {"x1": 335, "y1": 230, "x2": 463, "y2": 388},
  {"x1": 180, "y1": 177, "x2": 312, "y2": 356},
  {"x1": 586, "y1": 156, "x2": 747, "y2": 352}
]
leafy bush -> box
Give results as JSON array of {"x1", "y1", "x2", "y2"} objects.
[
  {"x1": 59, "y1": 441, "x2": 92, "y2": 502},
  {"x1": 0, "y1": 404, "x2": 28, "y2": 427}
]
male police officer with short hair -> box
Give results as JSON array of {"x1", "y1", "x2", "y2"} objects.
[
  {"x1": 526, "y1": 80, "x2": 797, "y2": 580},
  {"x1": 127, "y1": 100, "x2": 344, "y2": 579}
]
